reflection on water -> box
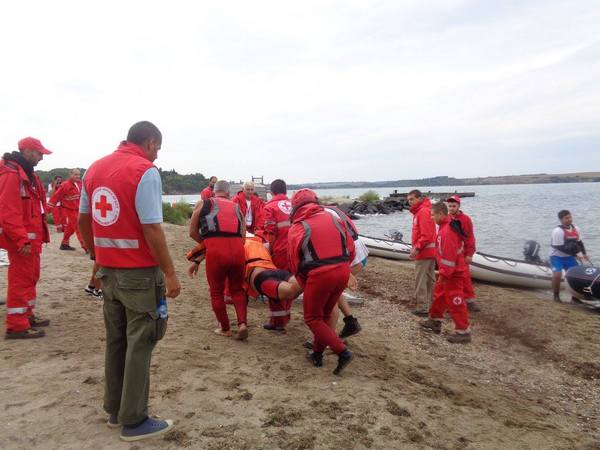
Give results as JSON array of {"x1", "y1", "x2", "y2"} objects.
[{"x1": 164, "y1": 182, "x2": 600, "y2": 259}]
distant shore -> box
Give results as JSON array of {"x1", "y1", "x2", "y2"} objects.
[{"x1": 288, "y1": 172, "x2": 600, "y2": 190}]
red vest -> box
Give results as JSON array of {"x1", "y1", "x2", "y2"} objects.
[
  {"x1": 562, "y1": 226, "x2": 580, "y2": 241},
  {"x1": 298, "y1": 210, "x2": 350, "y2": 274},
  {"x1": 84, "y1": 142, "x2": 157, "y2": 268},
  {"x1": 199, "y1": 197, "x2": 243, "y2": 238}
]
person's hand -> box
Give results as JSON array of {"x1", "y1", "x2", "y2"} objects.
[
  {"x1": 347, "y1": 273, "x2": 358, "y2": 290},
  {"x1": 165, "y1": 272, "x2": 181, "y2": 298},
  {"x1": 409, "y1": 248, "x2": 418, "y2": 260},
  {"x1": 187, "y1": 262, "x2": 199, "y2": 278},
  {"x1": 465, "y1": 255, "x2": 472, "y2": 264},
  {"x1": 17, "y1": 243, "x2": 32, "y2": 255}
]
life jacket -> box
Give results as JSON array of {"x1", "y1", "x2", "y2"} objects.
[
  {"x1": 561, "y1": 225, "x2": 581, "y2": 256},
  {"x1": 298, "y1": 211, "x2": 350, "y2": 274},
  {"x1": 83, "y1": 142, "x2": 158, "y2": 268},
  {"x1": 324, "y1": 205, "x2": 359, "y2": 241},
  {"x1": 199, "y1": 197, "x2": 243, "y2": 238},
  {"x1": 243, "y1": 237, "x2": 277, "y2": 296}
]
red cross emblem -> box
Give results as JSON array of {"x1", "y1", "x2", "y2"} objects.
[{"x1": 95, "y1": 195, "x2": 113, "y2": 218}]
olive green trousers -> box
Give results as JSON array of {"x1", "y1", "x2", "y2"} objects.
[{"x1": 96, "y1": 266, "x2": 167, "y2": 426}]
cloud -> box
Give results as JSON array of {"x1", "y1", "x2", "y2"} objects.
[{"x1": 1, "y1": 0, "x2": 599, "y2": 183}]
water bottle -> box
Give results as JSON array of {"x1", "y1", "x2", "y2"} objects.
[{"x1": 157, "y1": 298, "x2": 168, "y2": 319}]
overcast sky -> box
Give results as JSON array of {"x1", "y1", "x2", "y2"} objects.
[{"x1": 1, "y1": 0, "x2": 599, "y2": 183}]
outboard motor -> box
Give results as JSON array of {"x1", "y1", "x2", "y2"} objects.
[
  {"x1": 523, "y1": 240, "x2": 542, "y2": 264},
  {"x1": 566, "y1": 266, "x2": 600, "y2": 309},
  {"x1": 386, "y1": 229, "x2": 404, "y2": 242}
]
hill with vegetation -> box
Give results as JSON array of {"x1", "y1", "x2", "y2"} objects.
[{"x1": 36, "y1": 168, "x2": 210, "y2": 194}]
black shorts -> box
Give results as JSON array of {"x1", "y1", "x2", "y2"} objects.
[{"x1": 254, "y1": 269, "x2": 293, "y2": 300}]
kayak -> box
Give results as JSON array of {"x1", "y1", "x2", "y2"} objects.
[
  {"x1": 359, "y1": 235, "x2": 555, "y2": 289},
  {"x1": 566, "y1": 265, "x2": 600, "y2": 309}
]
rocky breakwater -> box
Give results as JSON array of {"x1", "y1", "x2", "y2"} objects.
[{"x1": 334, "y1": 197, "x2": 408, "y2": 219}]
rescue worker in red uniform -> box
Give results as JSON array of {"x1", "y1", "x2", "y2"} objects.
[
  {"x1": 447, "y1": 195, "x2": 479, "y2": 312},
  {"x1": 48, "y1": 176, "x2": 67, "y2": 232},
  {"x1": 186, "y1": 237, "x2": 303, "y2": 331},
  {"x1": 200, "y1": 176, "x2": 217, "y2": 200},
  {"x1": 232, "y1": 181, "x2": 265, "y2": 235},
  {"x1": 48, "y1": 168, "x2": 86, "y2": 251},
  {"x1": 263, "y1": 179, "x2": 292, "y2": 270},
  {"x1": 407, "y1": 190, "x2": 437, "y2": 317},
  {"x1": 0, "y1": 137, "x2": 52, "y2": 339},
  {"x1": 420, "y1": 202, "x2": 471, "y2": 344},
  {"x1": 189, "y1": 179, "x2": 249, "y2": 340},
  {"x1": 288, "y1": 189, "x2": 356, "y2": 375},
  {"x1": 79, "y1": 121, "x2": 181, "y2": 441}
]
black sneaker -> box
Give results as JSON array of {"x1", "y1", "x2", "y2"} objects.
[
  {"x1": 411, "y1": 309, "x2": 429, "y2": 317},
  {"x1": 84, "y1": 285, "x2": 95, "y2": 295},
  {"x1": 339, "y1": 316, "x2": 362, "y2": 339},
  {"x1": 5, "y1": 328, "x2": 46, "y2": 339},
  {"x1": 307, "y1": 351, "x2": 323, "y2": 367},
  {"x1": 59, "y1": 244, "x2": 76, "y2": 251},
  {"x1": 303, "y1": 341, "x2": 313, "y2": 350},
  {"x1": 553, "y1": 294, "x2": 562, "y2": 303},
  {"x1": 263, "y1": 323, "x2": 285, "y2": 332},
  {"x1": 92, "y1": 289, "x2": 103, "y2": 299},
  {"x1": 333, "y1": 349, "x2": 353, "y2": 375},
  {"x1": 419, "y1": 319, "x2": 442, "y2": 334}
]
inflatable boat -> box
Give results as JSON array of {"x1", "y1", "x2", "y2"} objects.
[
  {"x1": 359, "y1": 235, "x2": 555, "y2": 289},
  {"x1": 566, "y1": 266, "x2": 600, "y2": 309}
]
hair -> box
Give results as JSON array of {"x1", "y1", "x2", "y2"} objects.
[
  {"x1": 270, "y1": 179, "x2": 287, "y2": 195},
  {"x1": 53, "y1": 175, "x2": 62, "y2": 181},
  {"x1": 243, "y1": 181, "x2": 255, "y2": 189},
  {"x1": 127, "y1": 121, "x2": 162, "y2": 146},
  {"x1": 558, "y1": 210, "x2": 571, "y2": 220},
  {"x1": 70, "y1": 168, "x2": 80, "y2": 175},
  {"x1": 209, "y1": 176, "x2": 217, "y2": 182},
  {"x1": 407, "y1": 189, "x2": 422, "y2": 198},
  {"x1": 431, "y1": 201, "x2": 448, "y2": 215},
  {"x1": 214, "y1": 180, "x2": 230, "y2": 194}
]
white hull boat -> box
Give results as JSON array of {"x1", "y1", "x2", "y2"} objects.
[{"x1": 359, "y1": 235, "x2": 555, "y2": 289}]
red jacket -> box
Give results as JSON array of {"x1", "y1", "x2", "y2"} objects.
[
  {"x1": 409, "y1": 197, "x2": 436, "y2": 260},
  {"x1": 450, "y1": 210, "x2": 476, "y2": 257},
  {"x1": 48, "y1": 178, "x2": 81, "y2": 211},
  {"x1": 436, "y1": 216, "x2": 467, "y2": 280},
  {"x1": 200, "y1": 186, "x2": 214, "y2": 200},
  {"x1": 232, "y1": 191, "x2": 264, "y2": 234},
  {"x1": 288, "y1": 203, "x2": 355, "y2": 285},
  {"x1": 83, "y1": 142, "x2": 158, "y2": 268},
  {"x1": 0, "y1": 158, "x2": 50, "y2": 253},
  {"x1": 263, "y1": 194, "x2": 292, "y2": 268}
]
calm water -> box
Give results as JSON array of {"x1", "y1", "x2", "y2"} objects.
[{"x1": 164, "y1": 182, "x2": 600, "y2": 260}]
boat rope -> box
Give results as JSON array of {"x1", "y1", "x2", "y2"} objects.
[{"x1": 583, "y1": 270, "x2": 600, "y2": 295}]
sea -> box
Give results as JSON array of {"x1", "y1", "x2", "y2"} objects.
[{"x1": 164, "y1": 182, "x2": 600, "y2": 261}]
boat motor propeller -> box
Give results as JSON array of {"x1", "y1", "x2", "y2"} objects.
[{"x1": 523, "y1": 240, "x2": 542, "y2": 264}]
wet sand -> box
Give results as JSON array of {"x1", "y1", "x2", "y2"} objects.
[{"x1": 1, "y1": 223, "x2": 599, "y2": 449}]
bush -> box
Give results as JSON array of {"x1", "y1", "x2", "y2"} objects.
[
  {"x1": 358, "y1": 190, "x2": 380, "y2": 202},
  {"x1": 162, "y1": 202, "x2": 193, "y2": 225},
  {"x1": 46, "y1": 213, "x2": 54, "y2": 225}
]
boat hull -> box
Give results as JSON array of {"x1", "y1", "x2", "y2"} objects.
[{"x1": 360, "y1": 235, "x2": 555, "y2": 289}]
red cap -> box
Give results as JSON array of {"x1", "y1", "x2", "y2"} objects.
[
  {"x1": 447, "y1": 195, "x2": 461, "y2": 204},
  {"x1": 18, "y1": 137, "x2": 52, "y2": 155},
  {"x1": 291, "y1": 188, "x2": 318, "y2": 209}
]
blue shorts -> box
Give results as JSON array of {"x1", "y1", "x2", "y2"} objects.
[{"x1": 550, "y1": 255, "x2": 578, "y2": 273}]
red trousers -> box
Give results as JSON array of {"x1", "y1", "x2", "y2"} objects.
[
  {"x1": 260, "y1": 277, "x2": 293, "y2": 328},
  {"x1": 52, "y1": 205, "x2": 67, "y2": 232},
  {"x1": 204, "y1": 237, "x2": 247, "y2": 331},
  {"x1": 5, "y1": 251, "x2": 40, "y2": 332},
  {"x1": 464, "y1": 265, "x2": 476, "y2": 300},
  {"x1": 430, "y1": 275, "x2": 469, "y2": 331},
  {"x1": 62, "y1": 208, "x2": 85, "y2": 248},
  {"x1": 303, "y1": 264, "x2": 349, "y2": 354}
]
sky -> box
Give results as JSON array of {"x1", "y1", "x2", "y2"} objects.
[{"x1": 1, "y1": 0, "x2": 599, "y2": 184}]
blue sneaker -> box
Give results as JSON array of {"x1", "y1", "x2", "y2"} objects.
[
  {"x1": 120, "y1": 417, "x2": 174, "y2": 442},
  {"x1": 106, "y1": 414, "x2": 120, "y2": 429}
]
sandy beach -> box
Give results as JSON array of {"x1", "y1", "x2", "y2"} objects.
[{"x1": 1, "y1": 223, "x2": 599, "y2": 450}]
